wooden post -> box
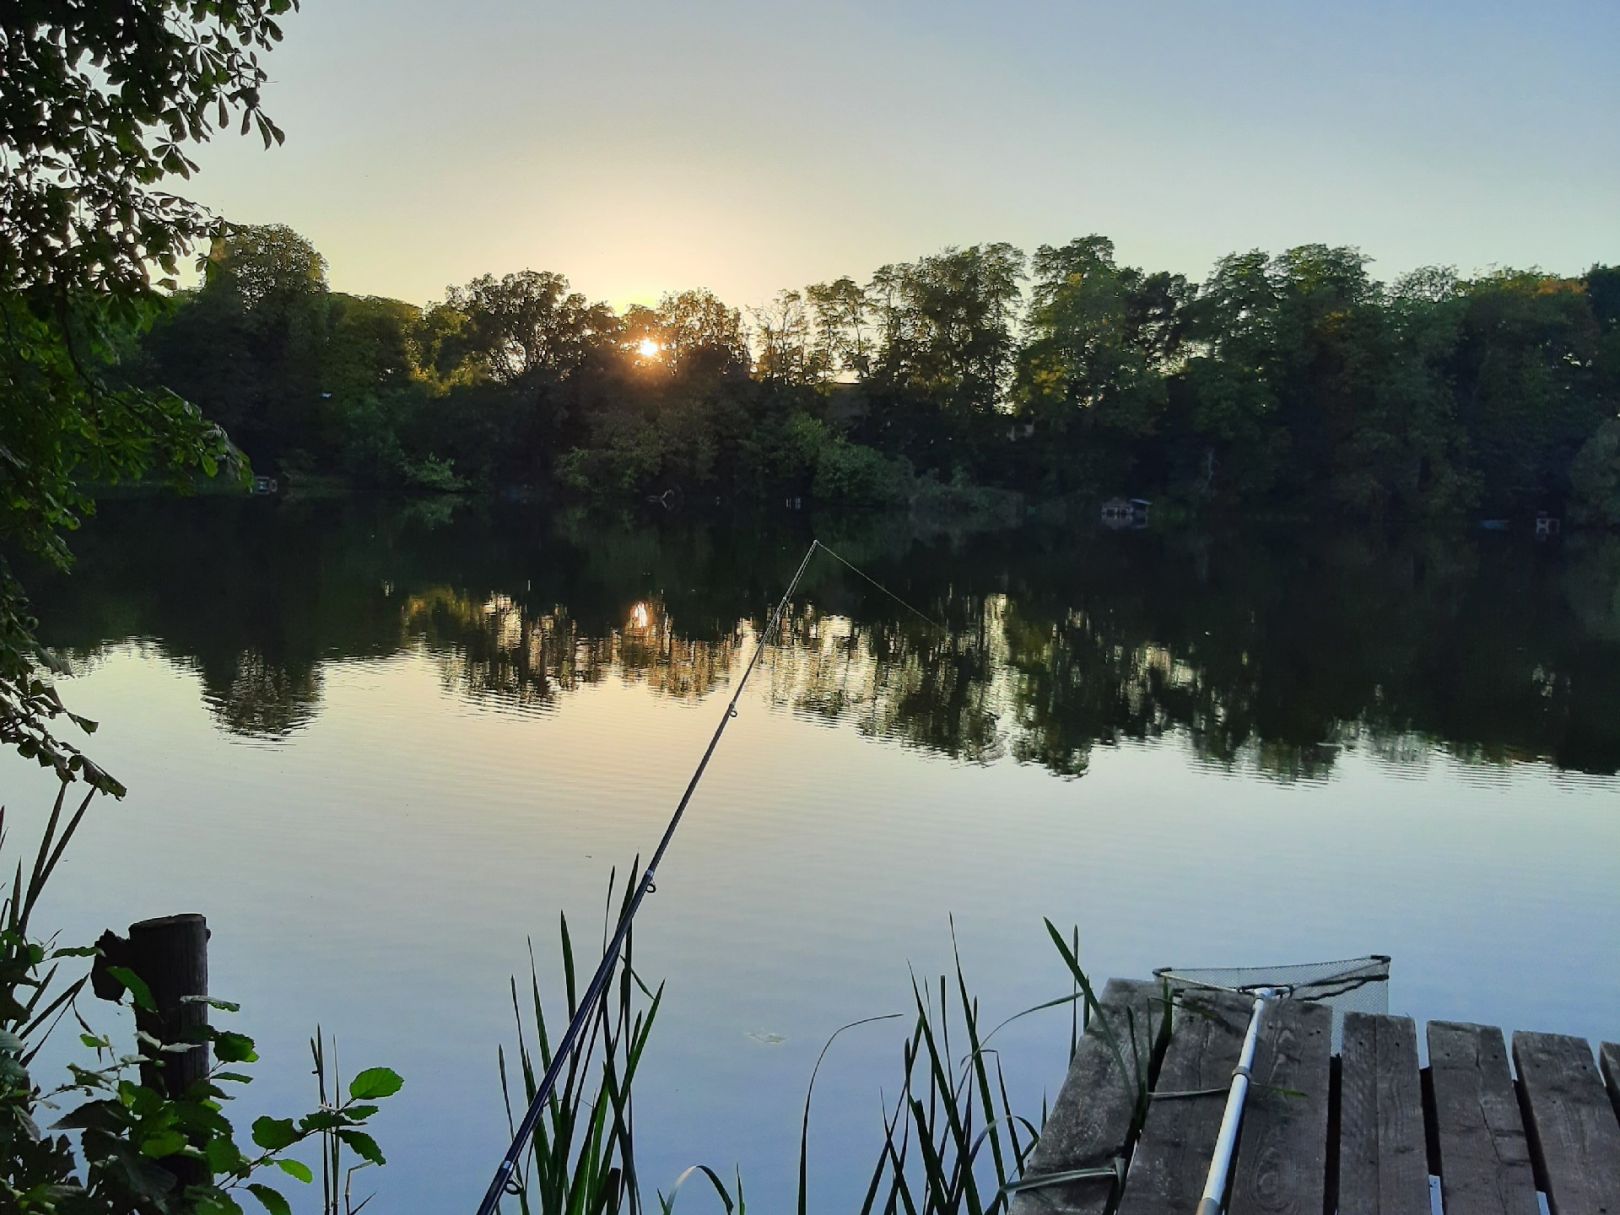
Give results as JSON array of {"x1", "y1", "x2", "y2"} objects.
[
  {"x1": 126, "y1": 914, "x2": 210, "y2": 1099},
  {"x1": 92, "y1": 913, "x2": 211, "y2": 1190}
]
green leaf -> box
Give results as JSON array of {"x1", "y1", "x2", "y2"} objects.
[
  {"x1": 215, "y1": 1071, "x2": 254, "y2": 1084},
  {"x1": 176, "y1": 1097, "x2": 234, "y2": 1139},
  {"x1": 192, "y1": 1192, "x2": 245, "y2": 1215},
  {"x1": 106, "y1": 965, "x2": 155, "y2": 1011},
  {"x1": 214, "y1": 1031, "x2": 258, "y2": 1063},
  {"x1": 347, "y1": 1067, "x2": 403, "y2": 1100},
  {"x1": 118, "y1": 1080, "x2": 162, "y2": 1115},
  {"x1": 182, "y1": 994, "x2": 241, "y2": 1012},
  {"x1": 246, "y1": 1183, "x2": 291, "y2": 1215},
  {"x1": 204, "y1": 1137, "x2": 243, "y2": 1174},
  {"x1": 337, "y1": 1129, "x2": 385, "y2": 1166},
  {"x1": 140, "y1": 1129, "x2": 188, "y2": 1158},
  {"x1": 0, "y1": 1052, "x2": 29, "y2": 1086},
  {"x1": 276, "y1": 1159, "x2": 314, "y2": 1184},
  {"x1": 250, "y1": 1115, "x2": 299, "y2": 1151}
]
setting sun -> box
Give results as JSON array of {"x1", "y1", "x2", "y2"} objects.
[{"x1": 636, "y1": 338, "x2": 661, "y2": 360}]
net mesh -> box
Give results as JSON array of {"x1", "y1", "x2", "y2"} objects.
[{"x1": 1154, "y1": 955, "x2": 1390, "y2": 1042}]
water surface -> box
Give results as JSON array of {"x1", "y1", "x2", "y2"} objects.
[{"x1": 10, "y1": 498, "x2": 1618, "y2": 1211}]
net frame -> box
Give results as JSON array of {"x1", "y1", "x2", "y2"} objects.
[
  {"x1": 1149, "y1": 955, "x2": 1389, "y2": 1214},
  {"x1": 1154, "y1": 954, "x2": 1390, "y2": 1038}
]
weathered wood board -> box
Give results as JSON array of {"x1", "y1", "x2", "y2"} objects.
[
  {"x1": 1338, "y1": 1013, "x2": 1429, "y2": 1215},
  {"x1": 1426, "y1": 1021, "x2": 1538, "y2": 1215},
  {"x1": 1227, "y1": 997, "x2": 1333, "y2": 1215},
  {"x1": 1512, "y1": 1031, "x2": 1620, "y2": 1215},
  {"x1": 1016, "y1": 981, "x2": 1616, "y2": 1215},
  {"x1": 1600, "y1": 1041, "x2": 1620, "y2": 1123},
  {"x1": 1114, "y1": 989, "x2": 1251, "y2": 1215},
  {"x1": 1010, "y1": 978, "x2": 1167, "y2": 1215}
]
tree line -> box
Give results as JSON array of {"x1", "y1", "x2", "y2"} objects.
[{"x1": 127, "y1": 224, "x2": 1620, "y2": 523}]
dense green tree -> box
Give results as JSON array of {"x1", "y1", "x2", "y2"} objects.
[
  {"x1": 1167, "y1": 244, "x2": 1481, "y2": 518},
  {"x1": 868, "y1": 244, "x2": 1025, "y2": 413},
  {"x1": 445, "y1": 270, "x2": 615, "y2": 382},
  {"x1": 144, "y1": 224, "x2": 330, "y2": 464},
  {"x1": 2, "y1": 0, "x2": 295, "y2": 789},
  {"x1": 1570, "y1": 420, "x2": 1620, "y2": 526},
  {"x1": 1014, "y1": 236, "x2": 1193, "y2": 492},
  {"x1": 1451, "y1": 270, "x2": 1608, "y2": 512},
  {"x1": 410, "y1": 299, "x2": 479, "y2": 388},
  {"x1": 108, "y1": 227, "x2": 1620, "y2": 530},
  {"x1": 1174, "y1": 250, "x2": 1290, "y2": 501},
  {"x1": 752, "y1": 290, "x2": 816, "y2": 385},
  {"x1": 805, "y1": 276, "x2": 874, "y2": 379},
  {"x1": 1, "y1": 0, "x2": 292, "y2": 299},
  {"x1": 325, "y1": 294, "x2": 422, "y2": 399},
  {"x1": 207, "y1": 222, "x2": 327, "y2": 309},
  {"x1": 1341, "y1": 268, "x2": 1475, "y2": 518},
  {"x1": 655, "y1": 288, "x2": 750, "y2": 379}
]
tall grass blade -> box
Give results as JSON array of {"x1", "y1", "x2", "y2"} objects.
[{"x1": 797, "y1": 1012, "x2": 903, "y2": 1215}]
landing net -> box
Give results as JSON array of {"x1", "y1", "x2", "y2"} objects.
[{"x1": 1154, "y1": 954, "x2": 1390, "y2": 1036}]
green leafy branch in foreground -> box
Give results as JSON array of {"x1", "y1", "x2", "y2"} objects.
[
  {"x1": 2, "y1": 284, "x2": 244, "y2": 798},
  {"x1": 0, "y1": 785, "x2": 402, "y2": 1214},
  {"x1": 3, "y1": 0, "x2": 289, "y2": 796}
]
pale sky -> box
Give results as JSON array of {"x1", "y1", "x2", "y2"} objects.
[{"x1": 182, "y1": 0, "x2": 1620, "y2": 311}]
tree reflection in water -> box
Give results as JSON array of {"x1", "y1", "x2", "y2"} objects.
[
  {"x1": 24, "y1": 496, "x2": 1620, "y2": 781},
  {"x1": 403, "y1": 589, "x2": 740, "y2": 708}
]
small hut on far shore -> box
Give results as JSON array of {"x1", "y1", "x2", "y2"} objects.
[{"x1": 1101, "y1": 497, "x2": 1151, "y2": 529}]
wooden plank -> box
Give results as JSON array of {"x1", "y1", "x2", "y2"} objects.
[
  {"x1": 1011, "y1": 978, "x2": 1169, "y2": 1215},
  {"x1": 1227, "y1": 998, "x2": 1333, "y2": 1215},
  {"x1": 1114, "y1": 987, "x2": 1252, "y2": 1215},
  {"x1": 1426, "y1": 1022, "x2": 1538, "y2": 1215},
  {"x1": 1512, "y1": 1031, "x2": 1620, "y2": 1215},
  {"x1": 1601, "y1": 1043, "x2": 1620, "y2": 1124},
  {"x1": 1338, "y1": 1013, "x2": 1429, "y2": 1215}
]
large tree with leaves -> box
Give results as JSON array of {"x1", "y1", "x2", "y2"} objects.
[
  {"x1": 1, "y1": 0, "x2": 298, "y2": 791},
  {"x1": 1014, "y1": 236, "x2": 1194, "y2": 492}
]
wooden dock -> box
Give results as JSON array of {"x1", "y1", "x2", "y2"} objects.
[{"x1": 1012, "y1": 978, "x2": 1620, "y2": 1215}]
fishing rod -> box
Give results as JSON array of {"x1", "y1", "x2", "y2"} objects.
[{"x1": 475, "y1": 538, "x2": 830, "y2": 1215}]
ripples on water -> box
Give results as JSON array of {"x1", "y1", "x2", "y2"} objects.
[
  {"x1": 10, "y1": 497, "x2": 1620, "y2": 1212},
  {"x1": 36, "y1": 497, "x2": 1620, "y2": 781}
]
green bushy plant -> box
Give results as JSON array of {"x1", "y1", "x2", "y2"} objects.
[{"x1": 1, "y1": 787, "x2": 401, "y2": 1215}]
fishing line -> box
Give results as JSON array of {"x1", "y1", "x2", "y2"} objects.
[
  {"x1": 474, "y1": 537, "x2": 941, "y2": 1215},
  {"x1": 816, "y1": 541, "x2": 948, "y2": 632}
]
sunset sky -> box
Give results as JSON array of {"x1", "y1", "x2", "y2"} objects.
[{"x1": 185, "y1": 0, "x2": 1620, "y2": 310}]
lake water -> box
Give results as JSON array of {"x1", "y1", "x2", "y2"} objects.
[{"x1": 8, "y1": 497, "x2": 1619, "y2": 1212}]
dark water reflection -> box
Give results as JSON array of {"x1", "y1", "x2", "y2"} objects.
[{"x1": 33, "y1": 496, "x2": 1620, "y2": 781}]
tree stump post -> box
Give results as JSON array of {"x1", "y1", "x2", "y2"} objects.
[
  {"x1": 125, "y1": 913, "x2": 211, "y2": 1098},
  {"x1": 92, "y1": 913, "x2": 211, "y2": 1189}
]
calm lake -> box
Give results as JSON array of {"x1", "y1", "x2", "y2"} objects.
[{"x1": 10, "y1": 497, "x2": 1620, "y2": 1212}]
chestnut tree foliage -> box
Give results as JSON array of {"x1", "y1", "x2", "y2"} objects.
[{"x1": 2, "y1": 0, "x2": 299, "y2": 791}]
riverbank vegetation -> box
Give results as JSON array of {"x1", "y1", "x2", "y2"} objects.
[
  {"x1": 493, "y1": 880, "x2": 1116, "y2": 1215},
  {"x1": 0, "y1": 784, "x2": 402, "y2": 1214},
  {"x1": 120, "y1": 225, "x2": 1620, "y2": 526}
]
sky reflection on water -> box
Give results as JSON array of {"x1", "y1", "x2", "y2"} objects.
[{"x1": 8, "y1": 497, "x2": 1618, "y2": 1213}]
